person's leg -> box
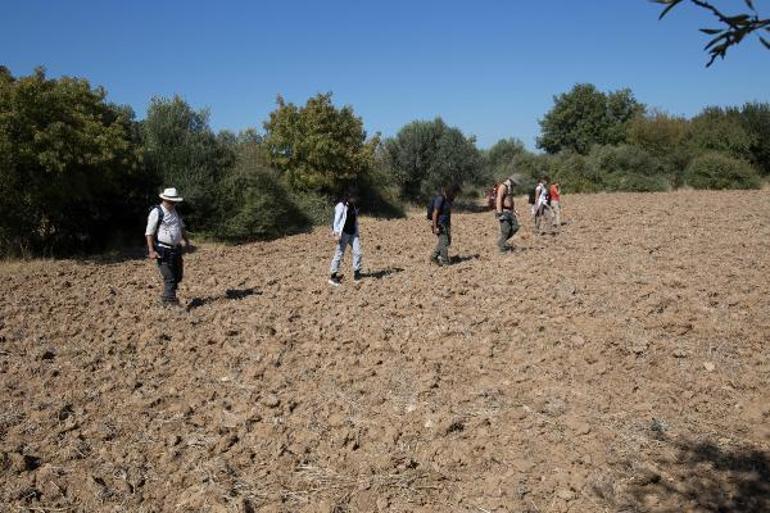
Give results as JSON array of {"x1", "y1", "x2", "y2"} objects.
[
  {"x1": 329, "y1": 233, "x2": 349, "y2": 276},
  {"x1": 430, "y1": 231, "x2": 441, "y2": 262},
  {"x1": 439, "y1": 225, "x2": 450, "y2": 263},
  {"x1": 351, "y1": 235, "x2": 363, "y2": 274},
  {"x1": 498, "y1": 216, "x2": 512, "y2": 252},
  {"x1": 510, "y1": 215, "x2": 520, "y2": 244},
  {"x1": 158, "y1": 259, "x2": 177, "y2": 303},
  {"x1": 175, "y1": 254, "x2": 184, "y2": 284},
  {"x1": 536, "y1": 206, "x2": 547, "y2": 234},
  {"x1": 552, "y1": 201, "x2": 561, "y2": 230}
]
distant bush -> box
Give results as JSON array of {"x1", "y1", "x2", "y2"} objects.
[
  {"x1": 549, "y1": 152, "x2": 599, "y2": 193},
  {"x1": 289, "y1": 189, "x2": 334, "y2": 227},
  {"x1": 215, "y1": 146, "x2": 311, "y2": 242},
  {"x1": 356, "y1": 156, "x2": 405, "y2": 219},
  {"x1": 684, "y1": 152, "x2": 761, "y2": 190},
  {"x1": 585, "y1": 145, "x2": 671, "y2": 192}
]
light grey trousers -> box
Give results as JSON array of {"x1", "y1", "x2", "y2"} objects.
[{"x1": 330, "y1": 232, "x2": 363, "y2": 274}]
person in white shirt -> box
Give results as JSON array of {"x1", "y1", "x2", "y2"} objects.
[
  {"x1": 145, "y1": 187, "x2": 190, "y2": 304},
  {"x1": 328, "y1": 189, "x2": 362, "y2": 287},
  {"x1": 533, "y1": 176, "x2": 551, "y2": 235}
]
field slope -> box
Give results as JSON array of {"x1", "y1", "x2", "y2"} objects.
[{"x1": 1, "y1": 189, "x2": 769, "y2": 513}]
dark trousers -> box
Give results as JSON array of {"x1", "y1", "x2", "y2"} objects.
[
  {"x1": 156, "y1": 249, "x2": 183, "y2": 302},
  {"x1": 431, "y1": 224, "x2": 451, "y2": 263},
  {"x1": 498, "y1": 211, "x2": 520, "y2": 251}
]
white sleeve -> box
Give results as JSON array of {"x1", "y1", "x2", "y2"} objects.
[
  {"x1": 144, "y1": 208, "x2": 159, "y2": 237},
  {"x1": 332, "y1": 203, "x2": 345, "y2": 234}
]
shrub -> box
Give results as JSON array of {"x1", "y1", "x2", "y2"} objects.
[
  {"x1": 216, "y1": 147, "x2": 311, "y2": 242},
  {"x1": 355, "y1": 158, "x2": 405, "y2": 219},
  {"x1": 290, "y1": 190, "x2": 334, "y2": 227},
  {"x1": 684, "y1": 152, "x2": 761, "y2": 190},
  {"x1": 550, "y1": 152, "x2": 599, "y2": 193},
  {"x1": 585, "y1": 145, "x2": 671, "y2": 192}
]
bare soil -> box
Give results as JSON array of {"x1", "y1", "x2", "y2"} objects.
[{"x1": 1, "y1": 189, "x2": 769, "y2": 513}]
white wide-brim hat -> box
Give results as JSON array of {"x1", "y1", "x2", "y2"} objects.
[{"x1": 159, "y1": 187, "x2": 184, "y2": 202}]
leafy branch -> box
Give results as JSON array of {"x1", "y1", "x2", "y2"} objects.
[{"x1": 654, "y1": 0, "x2": 770, "y2": 66}]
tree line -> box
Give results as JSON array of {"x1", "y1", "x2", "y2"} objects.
[{"x1": 0, "y1": 67, "x2": 767, "y2": 257}]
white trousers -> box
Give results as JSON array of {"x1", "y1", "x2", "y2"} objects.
[{"x1": 330, "y1": 232, "x2": 363, "y2": 274}]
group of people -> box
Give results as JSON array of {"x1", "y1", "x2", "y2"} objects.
[{"x1": 144, "y1": 178, "x2": 564, "y2": 302}]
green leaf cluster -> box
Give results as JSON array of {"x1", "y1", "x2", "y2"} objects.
[
  {"x1": 537, "y1": 84, "x2": 645, "y2": 155},
  {"x1": 384, "y1": 118, "x2": 482, "y2": 201},
  {"x1": 262, "y1": 93, "x2": 378, "y2": 192}
]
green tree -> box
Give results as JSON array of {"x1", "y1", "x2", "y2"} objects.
[
  {"x1": 627, "y1": 110, "x2": 693, "y2": 186},
  {"x1": 484, "y1": 138, "x2": 527, "y2": 182},
  {"x1": 537, "y1": 84, "x2": 645, "y2": 155},
  {"x1": 689, "y1": 106, "x2": 755, "y2": 160},
  {"x1": 0, "y1": 67, "x2": 147, "y2": 255},
  {"x1": 262, "y1": 92, "x2": 378, "y2": 192},
  {"x1": 654, "y1": 0, "x2": 770, "y2": 66},
  {"x1": 143, "y1": 96, "x2": 234, "y2": 231},
  {"x1": 384, "y1": 118, "x2": 482, "y2": 201},
  {"x1": 739, "y1": 101, "x2": 770, "y2": 175}
]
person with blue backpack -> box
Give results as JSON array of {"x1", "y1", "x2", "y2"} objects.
[
  {"x1": 145, "y1": 187, "x2": 190, "y2": 305},
  {"x1": 429, "y1": 184, "x2": 461, "y2": 266},
  {"x1": 328, "y1": 189, "x2": 363, "y2": 287}
]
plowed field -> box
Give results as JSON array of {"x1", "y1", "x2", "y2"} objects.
[{"x1": 1, "y1": 189, "x2": 769, "y2": 513}]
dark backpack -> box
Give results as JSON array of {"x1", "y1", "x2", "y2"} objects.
[
  {"x1": 149, "y1": 205, "x2": 166, "y2": 243},
  {"x1": 527, "y1": 188, "x2": 537, "y2": 205}
]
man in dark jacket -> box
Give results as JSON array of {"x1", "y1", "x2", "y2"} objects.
[{"x1": 429, "y1": 184, "x2": 460, "y2": 266}]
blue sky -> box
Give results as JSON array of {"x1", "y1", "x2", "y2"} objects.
[{"x1": 2, "y1": 0, "x2": 769, "y2": 148}]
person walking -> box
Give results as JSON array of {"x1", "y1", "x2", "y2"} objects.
[
  {"x1": 328, "y1": 190, "x2": 363, "y2": 287},
  {"x1": 495, "y1": 175, "x2": 520, "y2": 253},
  {"x1": 533, "y1": 176, "x2": 551, "y2": 235},
  {"x1": 429, "y1": 184, "x2": 460, "y2": 266},
  {"x1": 549, "y1": 180, "x2": 562, "y2": 232},
  {"x1": 145, "y1": 187, "x2": 190, "y2": 305}
]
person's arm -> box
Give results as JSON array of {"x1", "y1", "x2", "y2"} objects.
[
  {"x1": 332, "y1": 203, "x2": 343, "y2": 240},
  {"x1": 146, "y1": 235, "x2": 159, "y2": 259},
  {"x1": 432, "y1": 197, "x2": 441, "y2": 234},
  {"x1": 144, "y1": 209, "x2": 160, "y2": 259},
  {"x1": 496, "y1": 184, "x2": 505, "y2": 215}
]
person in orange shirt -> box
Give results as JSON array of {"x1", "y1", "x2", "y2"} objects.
[{"x1": 549, "y1": 181, "x2": 561, "y2": 232}]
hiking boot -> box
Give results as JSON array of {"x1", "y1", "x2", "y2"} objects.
[
  {"x1": 328, "y1": 273, "x2": 341, "y2": 287},
  {"x1": 353, "y1": 270, "x2": 362, "y2": 282}
]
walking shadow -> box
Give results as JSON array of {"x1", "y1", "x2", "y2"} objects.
[
  {"x1": 187, "y1": 288, "x2": 260, "y2": 311},
  {"x1": 450, "y1": 254, "x2": 480, "y2": 264},
  {"x1": 624, "y1": 436, "x2": 770, "y2": 512},
  {"x1": 360, "y1": 267, "x2": 404, "y2": 280}
]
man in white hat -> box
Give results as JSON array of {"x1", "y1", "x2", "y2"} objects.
[
  {"x1": 495, "y1": 174, "x2": 520, "y2": 253},
  {"x1": 145, "y1": 187, "x2": 190, "y2": 304}
]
